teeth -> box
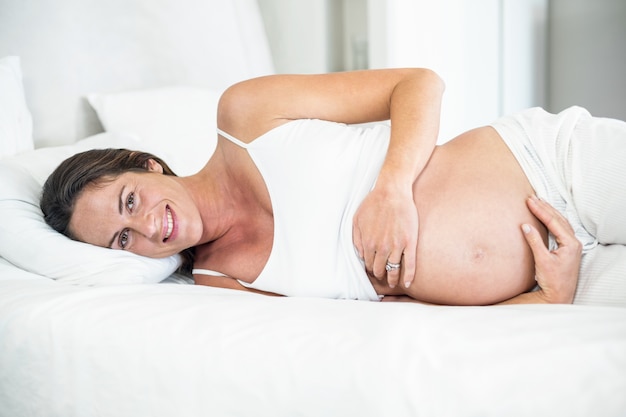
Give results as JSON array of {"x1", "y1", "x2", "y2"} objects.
[{"x1": 164, "y1": 208, "x2": 173, "y2": 240}]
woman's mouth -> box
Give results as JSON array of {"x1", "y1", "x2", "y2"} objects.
[{"x1": 164, "y1": 206, "x2": 174, "y2": 242}]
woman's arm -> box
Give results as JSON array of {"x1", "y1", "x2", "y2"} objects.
[
  {"x1": 194, "y1": 274, "x2": 281, "y2": 297},
  {"x1": 350, "y1": 70, "x2": 445, "y2": 291},
  {"x1": 218, "y1": 68, "x2": 444, "y2": 142},
  {"x1": 218, "y1": 68, "x2": 445, "y2": 291}
]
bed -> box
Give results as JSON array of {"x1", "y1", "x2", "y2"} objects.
[{"x1": 1, "y1": 1, "x2": 625, "y2": 416}]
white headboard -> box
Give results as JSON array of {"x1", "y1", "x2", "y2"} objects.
[{"x1": 0, "y1": 0, "x2": 274, "y2": 148}]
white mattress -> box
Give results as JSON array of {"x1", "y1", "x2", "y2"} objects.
[{"x1": 1, "y1": 256, "x2": 625, "y2": 417}]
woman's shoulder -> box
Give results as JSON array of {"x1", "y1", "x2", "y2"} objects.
[{"x1": 217, "y1": 78, "x2": 290, "y2": 144}]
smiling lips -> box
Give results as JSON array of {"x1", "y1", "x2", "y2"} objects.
[{"x1": 164, "y1": 206, "x2": 173, "y2": 242}]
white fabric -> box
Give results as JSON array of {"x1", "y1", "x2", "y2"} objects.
[
  {"x1": 491, "y1": 106, "x2": 626, "y2": 306},
  {"x1": 87, "y1": 86, "x2": 222, "y2": 176},
  {"x1": 217, "y1": 120, "x2": 389, "y2": 300},
  {"x1": 1, "y1": 272, "x2": 625, "y2": 417},
  {"x1": 568, "y1": 112, "x2": 626, "y2": 244},
  {"x1": 577, "y1": 243, "x2": 626, "y2": 306},
  {"x1": 0, "y1": 56, "x2": 33, "y2": 157},
  {"x1": 491, "y1": 106, "x2": 596, "y2": 252},
  {"x1": 566, "y1": 112, "x2": 626, "y2": 305},
  {"x1": 0, "y1": 133, "x2": 181, "y2": 285}
]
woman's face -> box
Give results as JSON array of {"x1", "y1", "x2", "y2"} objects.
[{"x1": 69, "y1": 171, "x2": 203, "y2": 258}]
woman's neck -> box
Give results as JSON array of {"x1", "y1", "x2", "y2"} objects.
[{"x1": 179, "y1": 160, "x2": 260, "y2": 247}]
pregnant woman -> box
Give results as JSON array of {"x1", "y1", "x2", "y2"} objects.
[{"x1": 42, "y1": 68, "x2": 615, "y2": 306}]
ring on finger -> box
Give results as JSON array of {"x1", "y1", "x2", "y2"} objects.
[{"x1": 385, "y1": 261, "x2": 401, "y2": 272}]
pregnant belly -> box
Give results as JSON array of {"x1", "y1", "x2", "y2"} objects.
[{"x1": 382, "y1": 127, "x2": 547, "y2": 305}]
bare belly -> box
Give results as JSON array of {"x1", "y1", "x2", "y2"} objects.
[{"x1": 371, "y1": 127, "x2": 548, "y2": 305}]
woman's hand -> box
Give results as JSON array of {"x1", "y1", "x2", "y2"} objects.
[
  {"x1": 352, "y1": 183, "x2": 418, "y2": 290},
  {"x1": 350, "y1": 71, "x2": 442, "y2": 291},
  {"x1": 522, "y1": 196, "x2": 582, "y2": 304}
]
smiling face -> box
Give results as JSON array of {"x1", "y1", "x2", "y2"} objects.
[{"x1": 69, "y1": 171, "x2": 203, "y2": 258}]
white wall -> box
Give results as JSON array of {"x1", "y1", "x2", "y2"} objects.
[
  {"x1": 548, "y1": 0, "x2": 626, "y2": 120},
  {"x1": 257, "y1": 0, "x2": 548, "y2": 143},
  {"x1": 257, "y1": 0, "x2": 368, "y2": 73},
  {"x1": 256, "y1": 0, "x2": 626, "y2": 126},
  {"x1": 501, "y1": 0, "x2": 548, "y2": 116},
  {"x1": 339, "y1": 0, "x2": 369, "y2": 71},
  {"x1": 256, "y1": 0, "x2": 330, "y2": 73},
  {"x1": 367, "y1": 0, "x2": 548, "y2": 142}
]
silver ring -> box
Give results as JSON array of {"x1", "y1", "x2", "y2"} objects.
[{"x1": 385, "y1": 261, "x2": 401, "y2": 272}]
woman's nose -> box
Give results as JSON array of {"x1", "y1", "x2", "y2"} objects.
[{"x1": 133, "y1": 212, "x2": 158, "y2": 239}]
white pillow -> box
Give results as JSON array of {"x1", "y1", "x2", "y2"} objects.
[
  {"x1": 88, "y1": 86, "x2": 222, "y2": 176},
  {"x1": 0, "y1": 56, "x2": 34, "y2": 157},
  {"x1": 0, "y1": 132, "x2": 182, "y2": 285}
]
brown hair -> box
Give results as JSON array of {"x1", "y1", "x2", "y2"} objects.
[{"x1": 41, "y1": 148, "x2": 194, "y2": 274}]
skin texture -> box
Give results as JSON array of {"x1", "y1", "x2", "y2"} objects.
[{"x1": 66, "y1": 68, "x2": 582, "y2": 305}]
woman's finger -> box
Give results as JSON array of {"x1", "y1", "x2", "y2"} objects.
[
  {"x1": 352, "y1": 225, "x2": 364, "y2": 260},
  {"x1": 400, "y1": 237, "x2": 417, "y2": 289},
  {"x1": 384, "y1": 249, "x2": 403, "y2": 289},
  {"x1": 521, "y1": 223, "x2": 549, "y2": 262},
  {"x1": 372, "y1": 246, "x2": 391, "y2": 279},
  {"x1": 527, "y1": 196, "x2": 577, "y2": 244}
]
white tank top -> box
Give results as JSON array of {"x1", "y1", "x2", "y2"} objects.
[{"x1": 194, "y1": 119, "x2": 390, "y2": 301}]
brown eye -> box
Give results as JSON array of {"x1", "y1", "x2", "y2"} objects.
[
  {"x1": 119, "y1": 228, "x2": 130, "y2": 249},
  {"x1": 126, "y1": 192, "x2": 135, "y2": 212}
]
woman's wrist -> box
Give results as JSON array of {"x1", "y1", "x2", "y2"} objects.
[
  {"x1": 540, "y1": 286, "x2": 575, "y2": 304},
  {"x1": 372, "y1": 171, "x2": 414, "y2": 198}
]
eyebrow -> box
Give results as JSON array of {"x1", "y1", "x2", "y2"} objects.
[
  {"x1": 107, "y1": 185, "x2": 126, "y2": 249},
  {"x1": 107, "y1": 232, "x2": 119, "y2": 249}
]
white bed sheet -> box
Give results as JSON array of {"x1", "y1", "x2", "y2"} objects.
[{"x1": 1, "y1": 257, "x2": 625, "y2": 417}]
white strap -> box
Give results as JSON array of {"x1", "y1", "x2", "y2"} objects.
[
  {"x1": 217, "y1": 128, "x2": 249, "y2": 148},
  {"x1": 192, "y1": 268, "x2": 254, "y2": 289},
  {"x1": 192, "y1": 268, "x2": 227, "y2": 277}
]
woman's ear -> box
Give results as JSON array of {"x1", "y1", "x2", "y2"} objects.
[{"x1": 145, "y1": 158, "x2": 164, "y2": 173}]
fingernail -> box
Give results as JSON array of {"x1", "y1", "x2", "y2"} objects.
[
  {"x1": 522, "y1": 224, "x2": 531, "y2": 234},
  {"x1": 404, "y1": 281, "x2": 411, "y2": 288}
]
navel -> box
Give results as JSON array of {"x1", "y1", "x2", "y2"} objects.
[{"x1": 471, "y1": 247, "x2": 487, "y2": 263}]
